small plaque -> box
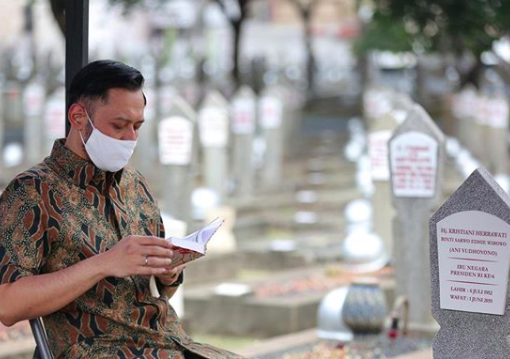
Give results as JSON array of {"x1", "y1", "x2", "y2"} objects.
[
  {"x1": 199, "y1": 107, "x2": 229, "y2": 148},
  {"x1": 487, "y1": 98, "x2": 509, "y2": 129},
  {"x1": 390, "y1": 131, "x2": 438, "y2": 198},
  {"x1": 232, "y1": 98, "x2": 256, "y2": 134},
  {"x1": 369, "y1": 130, "x2": 392, "y2": 181},
  {"x1": 437, "y1": 211, "x2": 510, "y2": 315},
  {"x1": 260, "y1": 96, "x2": 283, "y2": 129},
  {"x1": 158, "y1": 116, "x2": 193, "y2": 165}
]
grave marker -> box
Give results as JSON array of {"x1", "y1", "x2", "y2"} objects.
[
  {"x1": 369, "y1": 111, "x2": 399, "y2": 256},
  {"x1": 158, "y1": 95, "x2": 197, "y2": 225},
  {"x1": 430, "y1": 168, "x2": 510, "y2": 358},
  {"x1": 198, "y1": 90, "x2": 230, "y2": 199},
  {"x1": 259, "y1": 87, "x2": 284, "y2": 190},
  {"x1": 231, "y1": 86, "x2": 256, "y2": 197},
  {"x1": 390, "y1": 104, "x2": 445, "y2": 328}
]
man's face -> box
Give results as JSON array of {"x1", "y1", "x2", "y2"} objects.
[{"x1": 84, "y1": 88, "x2": 145, "y2": 141}]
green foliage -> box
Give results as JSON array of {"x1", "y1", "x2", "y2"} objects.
[
  {"x1": 356, "y1": 0, "x2": 510, "y2": 57},
  {"x1": 352, "y1": 12, "x2": 414, "y2": 56}
]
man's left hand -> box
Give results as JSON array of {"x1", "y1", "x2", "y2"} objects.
[{"x1": 155, "y1": 264, "x2": 186, "y2": 286}]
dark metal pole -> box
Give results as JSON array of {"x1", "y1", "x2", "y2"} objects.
[{"x1": 65, "y1": 0, "x2": 89, "y2": 137}]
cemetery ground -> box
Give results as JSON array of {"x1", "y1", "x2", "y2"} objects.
[{"x1": 0, "y1": 108, "x2": 464, "y2": 359}]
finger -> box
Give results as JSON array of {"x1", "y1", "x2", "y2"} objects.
[
  {"x1": 173, "y1": 264, "x2": 187, "y2": 272},
  {"x1": 136, "y1": 236, "x2": 173, "y2": 248},
  {"x1": 139, "y1": 267, "x2": 169, "y2": 276},
  {"x1": 145, "y1": 256, "x2": 173, "y2": 268},
  {"x1": 163, "y1": 264, "x2": 186, "y2": 277},
  {"x1": 143, "y1": 247, "x2": 173, "y2": 258}
]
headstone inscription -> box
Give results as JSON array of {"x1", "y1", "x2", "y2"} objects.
[
  {"x1": 158, "y1": 95, "x2": 197, "y2": 225},
  {"x1": 430, "y1": 168, "x2": 510, "y2": 358},
  {"x1": 368, "y1": 111, "x2": 399, "y2": 257},
  {"x1": 198, "y1": 90, "x2": 230, "y2": 200},
  {"x1": 230, "y1": 86, "x2": 256, "y2": 197},
  {"x1": 389, "y1": 104, "x2": 445, "y2": 328},
  {"x1": 259, "y1": 87, "x2": 284, "y2": 191}
]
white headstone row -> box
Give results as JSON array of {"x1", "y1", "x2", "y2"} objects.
[
  {"x1": 451, "y1": 88, "x2": 509, "y2": 129},
  {"x1": 451, "y1": 88, "x2": 510, "y2": 175},
  {"x1": 363, "y1": 90, "x2": 417, "y2": 263}
]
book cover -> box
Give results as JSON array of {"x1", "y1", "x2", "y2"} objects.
[{"x1": 167, "y1": 218, "x2": 224, "y2": 268}]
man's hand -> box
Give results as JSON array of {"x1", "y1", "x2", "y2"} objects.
[
  {"x1": 102, "y1": 236, "x2": 174, "y2": 278},
  {"x1": 155, "y1": 263, "x2": 186, "y2": 286}
]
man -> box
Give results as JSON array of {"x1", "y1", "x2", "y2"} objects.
[{"x1": 0, "y1": 60, "x2": 244, "y2": 359}]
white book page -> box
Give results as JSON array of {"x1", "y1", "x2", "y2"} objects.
[{"x1": 167, "y1": 218, "x2": 224, "y2": 254}]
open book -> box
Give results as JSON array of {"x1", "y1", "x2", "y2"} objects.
[{"x1": 167, "y1": 218, "x2": 224, "y2": 268}]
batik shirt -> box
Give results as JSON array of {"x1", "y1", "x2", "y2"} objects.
[{"x1": 0, "y1": 140, "x2": 244, "y2": 359}]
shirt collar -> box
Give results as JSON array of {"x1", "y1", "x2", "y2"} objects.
[{"x1": 46, "y1": 139, "x2": 123, "y2": 190}]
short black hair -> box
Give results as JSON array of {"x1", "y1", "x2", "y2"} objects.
[{"x1": 68, "y1": 60, "x2": 146, "y2": 111}]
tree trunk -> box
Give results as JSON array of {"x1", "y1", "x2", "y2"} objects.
[
  {"x1": 49, "y1": 0, "x2": 65, "y2": 37},
  {"x1": 415, "y1": 56, "x2": 427, "y2": 103},
  {"x1": 231, "y1": 19, "x2": 243, "y2": 89},
  {"x1": 303, "y1": 8, "x2": 315, "y2": 95},
  {"x1": 458, "y1": 55, "x2": 483, "y2": 89}
]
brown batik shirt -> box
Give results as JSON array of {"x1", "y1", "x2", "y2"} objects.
[{"x1": 0, "y1": 140, "x2": 244, "y2": 359}]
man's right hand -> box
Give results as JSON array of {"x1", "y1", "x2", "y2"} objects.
[
  {"x1": 0, "y1": 235, "x2": 174, "y2": 327},
  {"x1": 102, "y1": 236, "x2": 174, "y2": 278}
]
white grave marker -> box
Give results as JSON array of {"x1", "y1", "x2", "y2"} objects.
[
  {"x1": 390, "y1": 132, "x2": 438, "y2": 198},
  {"x1": 437, "y1": 211, "x2": 510, "y2": 315},
  {"x1": 369, "y1": 130, "x2": 392, "y2": 181},
  {"x1": 158, "y1": 116, "x2": 194, "y2": 166}
]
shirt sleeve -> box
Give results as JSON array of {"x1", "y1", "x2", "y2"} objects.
[{"x1": 0, "y1": 175, "x2": 50, "y2": 284}]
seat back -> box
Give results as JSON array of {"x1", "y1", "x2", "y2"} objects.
[{"x1": 29, "y1": 318, "x2": 54, "y2": 359}]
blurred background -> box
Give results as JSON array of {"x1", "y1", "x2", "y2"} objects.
[{"x1": 1, "y1": 1, "x2": 510, "y2": 358}]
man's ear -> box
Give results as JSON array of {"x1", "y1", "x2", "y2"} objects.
[{"x1": 68, "y1": 103, "x2": 88, "y2": 131}]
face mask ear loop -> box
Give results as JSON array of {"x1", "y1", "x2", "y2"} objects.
[
  {"x1": 79, "y1": 110, "x2": 95, "y2": 146},
  {"x1": 79, "y1": 130, "x2": 87, "y2": 147}
]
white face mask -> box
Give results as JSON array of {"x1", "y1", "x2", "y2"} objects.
[{"x1": 79, "y1": 115, "x2": 137, "y2": 172}]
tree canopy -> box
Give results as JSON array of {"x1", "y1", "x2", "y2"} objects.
[{"x1": 355, "y1": 0, "x2": 510, "y2": 58}]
